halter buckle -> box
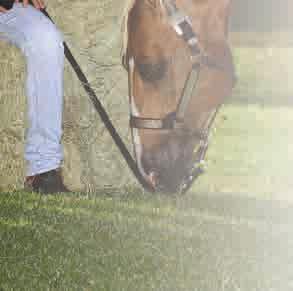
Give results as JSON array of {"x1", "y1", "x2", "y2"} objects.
[{"x1": 171, "y1": 15, "x2": 192, "y2": 36}]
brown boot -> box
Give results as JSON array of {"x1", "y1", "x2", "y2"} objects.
[{"x1": 24, "y1": 169, "x2": 69, "y2": 194}]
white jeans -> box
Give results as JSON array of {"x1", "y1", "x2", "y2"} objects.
[{"x1": 0, "y1": 3, "x2": 65, "y2": 176}]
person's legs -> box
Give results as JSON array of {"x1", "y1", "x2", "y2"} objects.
[{"x1": 0, "y1": 3, "x2": 68, "y2": 192}]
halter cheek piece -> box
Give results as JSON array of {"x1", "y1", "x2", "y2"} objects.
[{"x1": 126, "y1": 0, "x2": 235, "y2": 193}]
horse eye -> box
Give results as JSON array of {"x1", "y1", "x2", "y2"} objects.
[{"x1": 136, "y1": 59, "x2": 168, "y2": 83}]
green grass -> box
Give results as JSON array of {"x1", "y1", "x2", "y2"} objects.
[
  {"x1": 1, "y1": 189, "x2": 293, "y2": 291},
  {"x1": 0, "y1": 190, "x2": 222, "y2": 291},
  {"x1": 190, "y1": 46, "x2": 293, "y2": 200},
  {"x1": 194, "y1": 104, "x2": 293, "y2": 199}
]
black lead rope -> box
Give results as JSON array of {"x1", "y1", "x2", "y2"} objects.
[{"x1": 40, "y1": 8, "x2": 155, "y2": 193}]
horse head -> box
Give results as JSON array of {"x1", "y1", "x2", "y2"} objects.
[{"x1": 124, "y1": 0, "x2": 235, "y2": 193}]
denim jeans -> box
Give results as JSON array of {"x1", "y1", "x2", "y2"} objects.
[{"x1": 0, "y1": 3, "x2": 65, "y2": 176}]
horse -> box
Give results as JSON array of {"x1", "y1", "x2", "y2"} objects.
[{"x1": 122, "y1": 0, "x2": 236, "y2": 193}]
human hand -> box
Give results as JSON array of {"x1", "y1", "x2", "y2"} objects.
[
  {"x1": 0, "y1": 6, "x2": 8, "y2": 12},
  {"x1": 16, "y1": 0, "x2": 45, "y2": 9}
]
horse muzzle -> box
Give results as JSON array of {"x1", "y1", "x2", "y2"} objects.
[{"x1": 140, "y1": 138, "x2": 195, "y2": 193}]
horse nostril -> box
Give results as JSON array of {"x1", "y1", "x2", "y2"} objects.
[
  {"x1": 148, "y1": 171, "x2": 159, "y2": 188},
  {"x1": 141, "y1": 151, "x2": 156, "y2": 174}
]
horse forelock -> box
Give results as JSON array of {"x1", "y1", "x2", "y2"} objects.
[
  {"x1": 120, "y1": 0, "x2": 135, "y2": 58},
  {"x1": 120, "y1": 0, "x2": 165, "y2": 59}
]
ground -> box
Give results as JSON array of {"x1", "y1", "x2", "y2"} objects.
[{"x1": 1, "y1": 191, "x2": 293, "y2": 290}]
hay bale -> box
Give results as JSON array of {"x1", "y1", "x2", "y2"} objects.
[
  {"x1": 0, "y1": 0, "x2": 136, "y2": 192},
  {"x1": 0, "y1": 43, "x2": 26, "y2": 191}
]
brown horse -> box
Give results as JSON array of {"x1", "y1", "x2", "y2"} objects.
[{"x1": 123, "y1": 0, "x2": 235, "y2": 193}]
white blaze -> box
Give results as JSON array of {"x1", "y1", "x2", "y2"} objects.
[{"x1": 129, "y1": 58, "x2": 149, "y2": 179}]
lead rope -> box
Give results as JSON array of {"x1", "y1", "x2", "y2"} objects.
[{"x1": 40, "y1": 8, "x2": 155, "y2": 193}]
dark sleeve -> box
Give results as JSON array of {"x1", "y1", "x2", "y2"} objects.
[{"x1": 0, "y1": 0, "x2": 15, "y2": 10}]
